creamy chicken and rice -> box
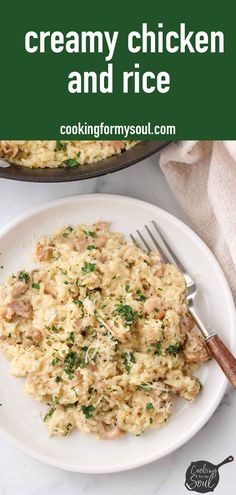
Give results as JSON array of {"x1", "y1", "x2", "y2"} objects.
[
  {"x1": 0, "y1": 141, "x2": 137, "y2": 169},
  {"x1": 0, "y1": 222, "x2": 210, "y2": 439}
]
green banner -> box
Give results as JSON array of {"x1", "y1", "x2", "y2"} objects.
[{"x1": 0, "y1": 0, "x2": 235, "y2": 139}]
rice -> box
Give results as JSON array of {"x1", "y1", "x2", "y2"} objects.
[
  {"x1": 0, "y1": 222, "x2": 210, "y2": 439},
  {"x1": 0, "y1": 140, "x2": 137, "y2": 169}
]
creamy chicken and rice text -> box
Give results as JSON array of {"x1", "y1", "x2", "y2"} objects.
[
  {"x1": 0, "y1": 222, "x2": 210, "y2": 439},
  {"x1": 0, "y1": 141, "x2": 137, "y2": 169}
]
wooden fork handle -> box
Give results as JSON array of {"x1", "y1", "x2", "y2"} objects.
[{"x1": 206, "y1": 335, "x2": 236, "y2": 389}]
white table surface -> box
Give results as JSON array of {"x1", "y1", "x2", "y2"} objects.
[{"x1": 0, "y1": 154, "x2": 235, "y2": 495}]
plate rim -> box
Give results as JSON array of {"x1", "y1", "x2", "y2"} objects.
[{"x1": 0, "y1": 193, "x2": 235, "y2": 474}]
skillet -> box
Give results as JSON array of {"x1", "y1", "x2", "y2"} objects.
[{"x1": 0, "y1": 140, "x2": 172, "y2": 183}]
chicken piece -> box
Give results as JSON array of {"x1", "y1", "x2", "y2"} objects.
[
  {"x1": 75, "y1": 370, "x2": 83, "y2": 384},
  {"x1": 143, "y1": 295, "x2": 163, "y2": 315},
  {"x1": 153, "y1": 266, "x2": 164, "y2": 277},
  {"x1": 98, "y1": 423, "x2": 125, "y2": 440},
  {"x1": 0, "y1": 141, "x2": 21, "y2": 158},
  {"x1": 94, "y1": 236, "x2": 106, "y2": 248},
  {"x1": 108, "y1": 321, "x2": 129, "y2": 342},
  {"x1": 44, "y1": 280, "x2": 57, "y2": 298},
  {"x1": 11, "y1": 280, "x2": 29, "y2": 297},
  {"x1": 73, "y1": 237, "x2": 88, "y2": 251},
  {"x1": 156, "y1": 310, "x2": 165, "y2": 320},
  {"x1": 93, "y1": 221, "x2": 108, "y2": 232},
  {"x1": 1, "y1": 299, "x2": 32, "y2": 320},
  {"x1": 179, "y1": 314, "x2": 195, "y2": 338},
  {"x1": 107, "y1": 141, "x2": 126, "y2": 151},
  {"x1": 183, "y1": 330, "x2": 210, "y2": 364},
  {"x1": 25, "y1": 328, "x2": 43, "y2": 343},
  {"x1": 36, "y1": 240, "x2": 53, "y2": 261}
]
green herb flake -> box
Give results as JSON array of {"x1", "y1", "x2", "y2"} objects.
[
  {"x1": 51, "y1": 357, "x2": 59, "y2": 366},
  {"x1": 64, "y1": 351, "x2": 79, "y2": 376},
  {"x1": 67, "y1": 332, "x2": 75, "y2": 343},
  {"x1": 63, "y1": 158, "x2": 78, "y2": 168},
  {"x1": 43, "y1": 407, "x2": 55, "y2": 422},
  {"x1": 114, "y1": 304, "x2": 137, "y2": 325},
  {"x1": 87, "y1": 245, "x2": 96, "y2": 251},
  {"x1": 73, "y1": 299, "x2": 83, "y2": 306},
  {"x1": 81, "y1": 404, "x2": 95, "y2": 419},
  {"x1": 63, "y1": 226, "x2": 74, "y2": 237},
  {"x1": 65, "y1": 422, "x2": 73, "y2": 435},
  {"x1": 55, "y1": 376, "x2": 62, "y2": 383},
  {"x1": 138, "y1": 383, "x2": 152, "y2": 391},
  {"x1": 146, "y1": 402, "x2": 154, "y2": 410},
  {"x1": 81, "y1": 262, "x2": 96, "y2": 275},
  {"x1": 121, "y1": 352, "x2": 136, "y2": 374},
  {"x1": 135, "y1": 290, "x2": 147, "y2": 301},
  {"x1": 154, "y1": 343, "x2": 162, "y2": 355},
  {"x1": 18, "y1": 271, "x2": 29, "y2": 283},
  {"x1": 84, "y1": 230, "x2": 97, "y2": 238},
  {"x1": 56, "y1": 141, "x2": 67, "y2": 152},
  {"x1": 32, "y1": 282, "x2": 40, "y2": 290},
  {"x1": 166, "y1": 344, "x2": 182, "y2": 357}
]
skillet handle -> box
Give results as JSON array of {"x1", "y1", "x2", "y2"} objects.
[{"x1": 206, "y1": 335, "x2": 236, "y2": 389}]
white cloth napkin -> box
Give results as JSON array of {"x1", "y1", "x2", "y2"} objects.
[{"x1": 160, "y1": 141, "x2": 236, "y2": 299}]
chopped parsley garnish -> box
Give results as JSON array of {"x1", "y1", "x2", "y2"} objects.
[
  {"x1": 81, "y1": 404, "x2": 95, "y2": 419},
  {"x1": 55, "y1": 141, "x2": 67, "y2": 152},
  {"x1": 125, "y1": 285, "x2": 130, "y2": 293},
  {"x1": 81, "y1": 262, "x2": 96, "y2": 275},
  {"x1": 77, "y1": 152, "x2": 81, "y2": 158},
  {"x1": 166, "y1": 344, "x2": 182, "y2": 357},
  {"x1": 73, "y1": 299, "x2": 83, "y2": 306},
  {"x1": 146, "y1": 402, "x2": 154, "y2": 410},
  {"x1": 63, "y1": 158, "x2": 78, "y2": 168},
  {"x1": 32, "y1": 282, "x2": 40, "y2": 290},
  {"x1": 55, "y1": 376, "x2": 62, "y2": 383},
  {"x1": 43, "y1": 407, "x2": 55, "y2": 422},
  {"x1": 87, "y1": 245, "x2": 96, "y2": 251},
  {"x1": 154, "y1": 343, "x2": 162, "y2": 355},
  {"x1": 63, "y1": 226, "x2": 74, "y2": 237},
  {"x1": 138, "y1": 383, "x2": 152, "y2": 391},
  {"x1": 121, "y1": 352, "x2": 136, "y2": 374},
  {"x1": 51, "y1": 357, "x2": 59, "y2": 366},
  {"x1": 67, "y1": 332, "x2": 75, "y2": 343},
  {"x1": 18, "y1": 271, "x2": 29, "y2": 283},
  {"x1": 84, "y1": 230, "x2": 97, "y2": 238},
  {"x1": 114, "y1": 304, "x2": 137, "y2": 325},
  {"x1": 65, "y1": 422, "x2": 73, "y2": 435},
  {"x1": 135, "y1": 290, "x2": 147, "y2": 301},
  {"x1": 64, "y1": 351, "x2": 79, "y2": 376}
]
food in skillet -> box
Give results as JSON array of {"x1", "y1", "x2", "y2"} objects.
[
  {"x1": 0, "y1": 222, "x2": 210, "y2": 439},
  {"x1": 0, "y1": 141, "x2": 137, "y2": 169}
]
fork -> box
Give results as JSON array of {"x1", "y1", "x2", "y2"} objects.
[{"x1": 131, "y1": 220, "x2": 236, "y2": 389}]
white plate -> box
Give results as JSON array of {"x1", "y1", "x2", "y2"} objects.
[{"x1": 0, "y1": 194, "x2": 235, "y2": 474}]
